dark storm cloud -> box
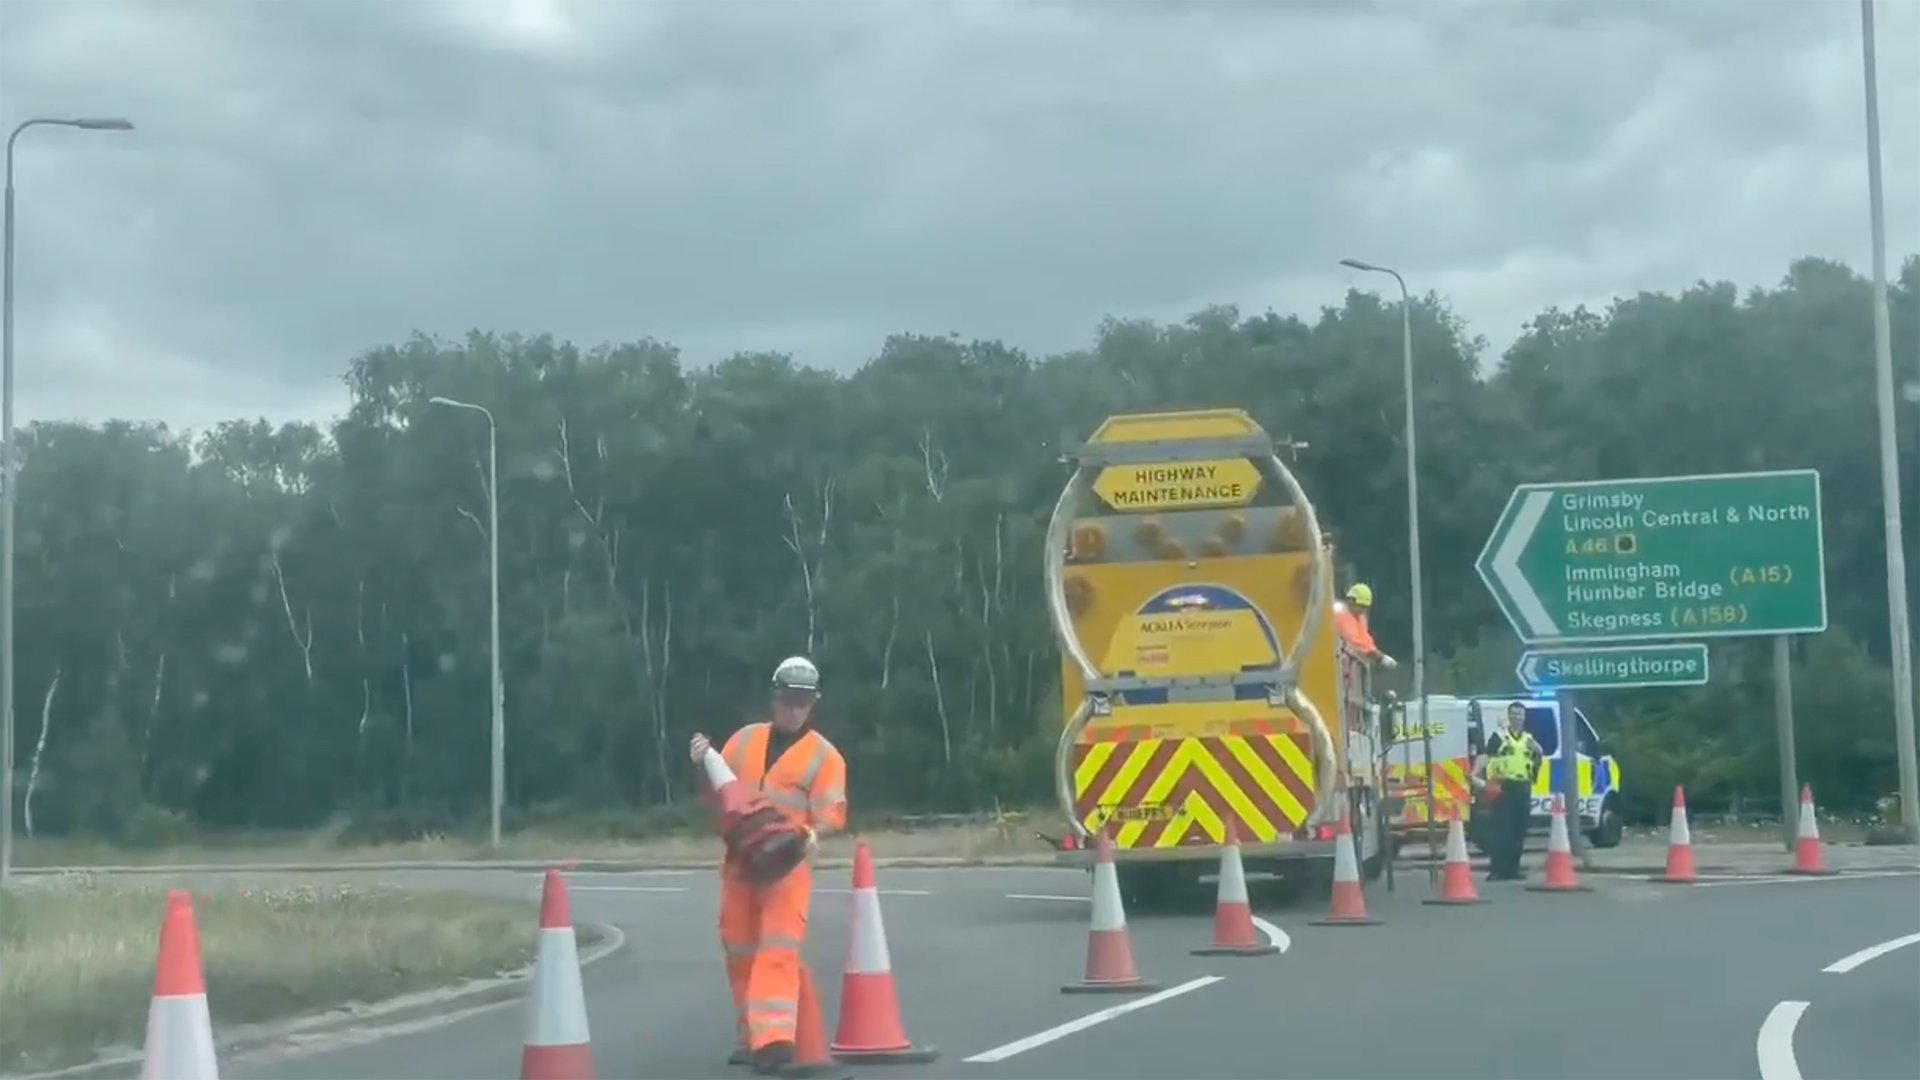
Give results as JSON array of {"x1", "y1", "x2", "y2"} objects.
[{"x1": 0, "y1": 0, "x2": 1910, "y2": 429}]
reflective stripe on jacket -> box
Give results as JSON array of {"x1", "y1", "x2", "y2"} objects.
[{"x1": 721, "y1": 722, "x2": 849, "y2": 836}]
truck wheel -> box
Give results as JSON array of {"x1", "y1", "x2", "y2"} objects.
[{"x1": 1588, "y1": 795, "x2": 1624, "y2": 849}]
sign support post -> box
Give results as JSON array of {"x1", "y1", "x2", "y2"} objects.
[{"x1": 1774, "y1": 635, "x2": 1797, "y2": 853}]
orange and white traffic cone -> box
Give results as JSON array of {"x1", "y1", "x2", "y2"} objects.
[
  {"x1": 1194, "y1": 821, "x2": 1278, "y2": 955},
  {"x1": 1786, "y1": 783, "x2": 1834, "y2": 876},
  {"x1": 1655, "y1": 786, "x2": 1697, "y2": 884},
  {"x1": 141, "y1": 890, "x2": 219, "y2": 1080},
  {"x1": 1309, "y1": 801, "x2": 1380, "y2": 926},
  {"x1": 829, "y1": 841, "x2": 939, "y2": 1063},
  {"x1": 520, "y1": 870, "x2": 594, "y2": 1080},
  {"x1": 1063, "y1": 831, "x2": 1160, "y2": 993},
  {"x1": 1421, "y1": 808, "x2": 1485, "y2": 906},
  {"x1": 779, "y1": 969, "x2": 850, "y2": 1079},
  {"x1": 1526, "y1": 793, "x2": 1593, "y2": 893}
]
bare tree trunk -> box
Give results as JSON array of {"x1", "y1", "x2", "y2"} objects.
[
  {"x1": 24, "y1": 667, "x2": 60, "y2": 838},
  {"x1": 782, "y1": 477, "x2": 835, "y2": 656},
  {"x1": 654, "y1": 582, "x2": 675, "y2": 804},
  {"x1": 880, "y1": 590, "x2": 899, "y2": 690},
  {"x1": 925, "y1": 631, "x2": 953, "y2": 765},
  {"x1": 269, "y1": 548, "x2": 315, "y2": 685},
  {"x1": 400, "y1": 632, "x2": 415, "y2": 806}
]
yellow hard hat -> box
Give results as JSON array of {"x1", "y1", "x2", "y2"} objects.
[{"x1": 1345, "y1": 583, "x2": 1374, "y2": 607}]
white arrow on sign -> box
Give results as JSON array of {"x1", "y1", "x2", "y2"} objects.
[
  {"x1": 1517, "y1": 653, "x2": 1543, "y2": 685},
  {"x1": 1492, "y1": 488, "x2": 1558, "y2": 637}
]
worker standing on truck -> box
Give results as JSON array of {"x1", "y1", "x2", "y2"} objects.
[
  {"x1": 1333, "y1": 583, "x2": 1397, "y2": 669},
  {"x1": 1471, "y1": 701, "x2": 1542, "y2": 881},
  {"x1": 690, "y1": 656, "x2": 848, "y2": 1075}
]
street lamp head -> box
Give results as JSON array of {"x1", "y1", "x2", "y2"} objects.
[
  {"x1": 428, "y1": 396, "x2": 457, "y2": 407},
  {"x1": 1339, "y1": 258, "x2": 1377, "y2": 272},
  {"x1": 71, "y1": 118, "x2": 134, "y2": 131}
]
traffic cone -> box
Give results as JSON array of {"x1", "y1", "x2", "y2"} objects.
[
  {"x1": 1309, "y1": 798, "x2": 1380, "y2": 926},
  {"x1": 1193, "y1": 821, "x2": 1279, "y2": 955},
  {"x1": 1062, "y1": 831, "x2": 1160, "y2": 993},
  {"x1": 829, "y1": 841, "x2": 939, "y2": 1063},
  {"x1": 520, "y1": 870, "x2": 594, "y2": 1080},
  {"x1": 778, "y1": 969, "x2": 850, "y2": 1079},
  {"x1": 1786, "y1": 783, "x2": 1834, "y2": 876},
  {"x1": 1526, "y1": 794, "x2": 1593, "y2": 893},
  {"x1": 141, "y1": 890, "x2": 219, "y2": 1080},
  {"x1": 1421, "y1": 808, "x2": 1485, "y2": 906},
  {"x1": 1655, "y1": 786, "x2": 1697, "y2": 884}
]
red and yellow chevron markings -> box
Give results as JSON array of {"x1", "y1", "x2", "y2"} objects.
[{"x1": 1071, "y1": 731, "x2": 1317, "y2": 849}]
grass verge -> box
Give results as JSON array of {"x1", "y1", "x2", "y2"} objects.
[
  {"x1": 15, "y1": 813, "x2": 1053, "y2": 870},
  {"x1": 0, "y1": 875, "x2": 544, "y2": 1075}
]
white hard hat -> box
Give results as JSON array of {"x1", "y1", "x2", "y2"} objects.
[{"x1": 770, "y1": 655, "x2": 821, "y2": 693}]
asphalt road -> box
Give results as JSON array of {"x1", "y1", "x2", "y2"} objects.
[{"x1": 205, "y1": 860, "x2": 1918, "y2": 1080}]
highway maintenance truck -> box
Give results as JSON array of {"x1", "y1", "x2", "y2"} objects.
[{"x1": 1042, "y1": 407, "x2": 1384, "y2": 904}]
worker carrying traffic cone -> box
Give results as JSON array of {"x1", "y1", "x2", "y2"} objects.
[{"x1": 692, "y1": 656, "x2": 849, "y2": 1077}]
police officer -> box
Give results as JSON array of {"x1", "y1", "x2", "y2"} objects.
[{"x1": 1471, "y1": 701, "x2": 1543, "y2": 881}]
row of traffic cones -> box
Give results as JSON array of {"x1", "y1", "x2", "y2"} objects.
[
  {"x1": 134, "y1": 848, "x2": 943, "y2": 1080},
  {"x1": 1655, "y1": 782, "x2": 1834, "y2": 883}
]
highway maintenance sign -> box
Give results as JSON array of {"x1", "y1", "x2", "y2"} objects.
[
  {"x1": 1516, "y1": 643, "x2": 1711, "y2": 692},
  {"x1": 1475, "y1": 469, "x2": 1827, "y2": 644},
  {"x1": 1093, "y1": 459, "x2": 1262, "y2": 512}
]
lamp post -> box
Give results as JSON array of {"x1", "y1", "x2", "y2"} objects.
[
  {"x1": 1857, "y1": 0, "x2": 1918, "y2": 843},
  {"x1": 1338, "y1": 257, "x2": 1433, "y2": 846},
  {"x1": 429, "y1": 395, "x2": 504, "y2": 849},
  {"x1": 1, "y1": 117, "x2": 135, "y2": 888}
]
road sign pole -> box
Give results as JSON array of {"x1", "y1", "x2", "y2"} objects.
[
  {"x1": 1558, "y1": 690, "x2": 1585, "y2": 864},
  {"x1": 1774, "y1": 635, "x2": 1798, "y2": 853}
]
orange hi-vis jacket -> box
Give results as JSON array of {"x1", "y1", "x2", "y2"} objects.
[
  {"x1": 1332, "y1": 601, "x2": 1380, "y2": 660},
  {"x1": 713, "y1": 722, "x2": 848, "y2": 1053}
]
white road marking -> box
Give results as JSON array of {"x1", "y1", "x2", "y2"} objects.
[
  {"x1": 567, "y1": 885, "x2": 688, "y2": 893},
  {"x1": 1685, "y1": 870, "x2": 1920, "y2": 888},
  {"x1": 962, "y1": 975, "x2": 1224, "y2": 1063},
  {"x1": 1251, "y1": 915, "x2": 1291, "y2": 953},
  {"x1": 1005, "y1": 893, "x2": 1088, "y2": 902},
  {"x1": 1756, "y1": 1000, "x2": 1808, "y2": 1080},
  {"x1": 817, "y1": 888, "x2": 933, "y2": 896},
  {"x1": 1822, "y1": 930, "x2": 1920, "y2": 974}
]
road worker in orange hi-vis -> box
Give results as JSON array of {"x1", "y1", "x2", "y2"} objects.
[
  {"x1": 1332, "y1": 583, "x2": 1398, "y2": 670},
  {"x1": 689, "y1": 655, "x2": 848, "y2": 1076}
]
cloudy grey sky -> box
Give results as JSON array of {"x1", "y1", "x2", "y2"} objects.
[{"x1": 1, "y1": 0, "x2": 1914, "y2": 431}]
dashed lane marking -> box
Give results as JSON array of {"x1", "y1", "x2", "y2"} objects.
[
  {"x1": 1756, "y1": 1000, "x2": 1808, "y2": 1080},
  {"x1": 1005, "y1": 893, "x2": 1088, "y2": 902},
  {"x1": 963, "y1": 975, "x2": 1224, "y2": 1063},
  {"x1": 1823, "y1": 930, "x2": 1920, "y2": 974}
]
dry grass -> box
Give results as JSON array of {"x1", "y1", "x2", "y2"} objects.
[
  {"x1": 15, "y1": 813, "x2": 1053, "y2": 870},
  {"x1": 0, "y1": 875, "x2": 541, "y2": 1075}
]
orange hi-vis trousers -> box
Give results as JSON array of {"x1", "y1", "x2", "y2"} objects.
[
  {"x1": 711, "y1": 721, "x2": 847, "y2": 1053},
  {"x1": 719, "y1": 861, "x2": 813, "y2": 1051}
]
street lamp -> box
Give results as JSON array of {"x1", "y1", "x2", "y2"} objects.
[
  {"x1": 1857, "y1": 0, "x2": 1918, "y2": 843},
  {"x1": 1337, "y1": 257, "x2": 1433, "y2": 838},
  {"x1": 429, "y1": 395, "x2": 504, "y2": 849},
  {"x1": 1, "y1": 117, "x2": 135, "y2": 888}
]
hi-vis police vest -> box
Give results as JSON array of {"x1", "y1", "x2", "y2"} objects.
[{"x1": 1488, "y1": 731, "x2": 1536, "y2": 783}]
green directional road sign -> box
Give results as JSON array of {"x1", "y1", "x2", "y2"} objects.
[
  {"x1": 1476, "y1": 469, "x2": 1827, "y2": 644},
  {"x1": 1516, "y1": 644, "x2": 1711, "y2": 692}
]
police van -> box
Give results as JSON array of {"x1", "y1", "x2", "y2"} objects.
[{"x1": 1385, "y1": 694, "x2": 1625, "y2": 850}]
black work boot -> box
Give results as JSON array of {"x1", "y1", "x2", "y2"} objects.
[
  {"x1": 751, "y1": 1041, "x2": 795, "y2": 1075},
  {"x1": 727, "y1": 1047, "x2": 750, "y2": 1066}
]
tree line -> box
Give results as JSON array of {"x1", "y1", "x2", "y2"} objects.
[{"x1": 8, "y1": 255, "x2": 1917, "y2": 843}]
